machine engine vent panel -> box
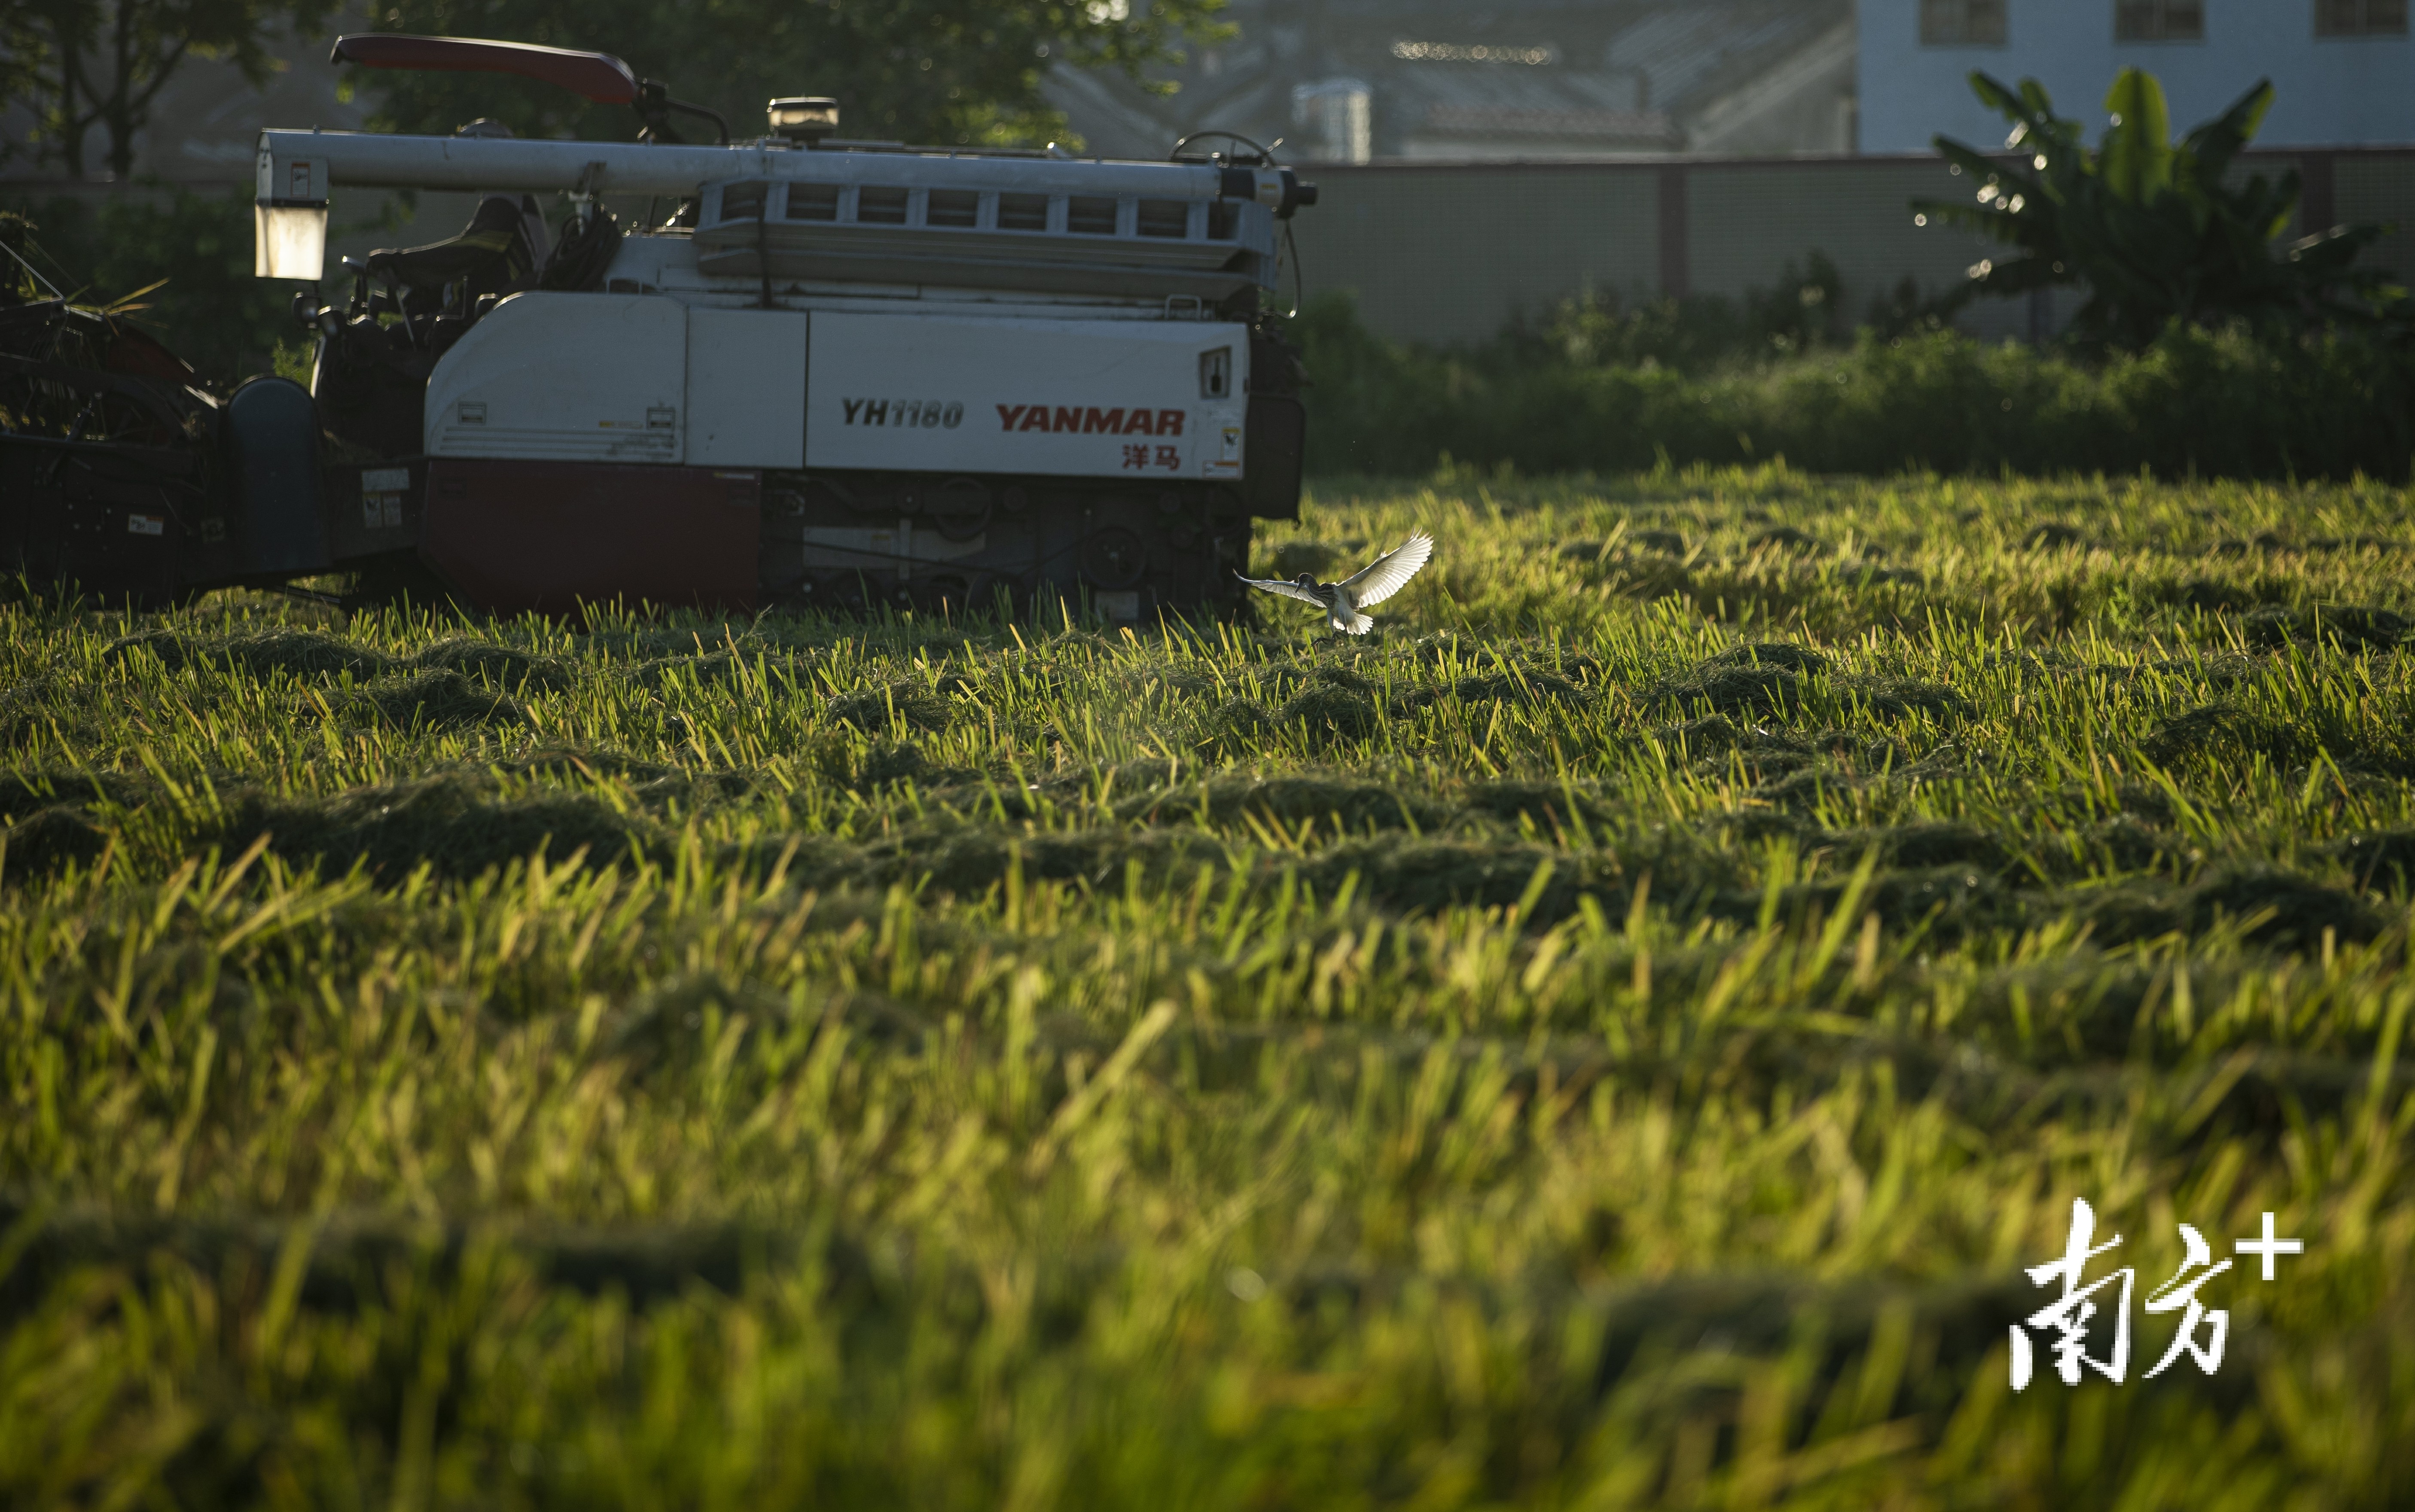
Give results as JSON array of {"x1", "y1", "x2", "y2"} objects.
[
  {"x1": 927, "y1": 188, "x2": 979, "y2": 228},
  {"x1": 692, "y1": 169, "x2": 1276, "y2": 299},
  {"x1": 1065, "y1": 196, "x2": 1119, "y2": 236},
  {"x1": 857, "y1": 185, "x2": 910, "y2": 225},
  {"x1": 1137, "y1": 199, "x2": 1192, "y2": 239},
  {"x1": 998, "y1": 192, "x2": 1049, "y2": 232},
  {"x1": 787, "y1": 183, "x2": 841, "y2": 221}
]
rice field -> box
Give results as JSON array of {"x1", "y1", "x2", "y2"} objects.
[{"x1": 3, "y1": 463, "x2": 2414, "y2": 1509}]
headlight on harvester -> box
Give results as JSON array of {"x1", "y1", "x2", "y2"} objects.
[
  {"x1": 254, "y1": 200, "x2": 329, "y2": 281},
  {"x1": 768, "y1": 97, "x2": 839, "y2": 146}
]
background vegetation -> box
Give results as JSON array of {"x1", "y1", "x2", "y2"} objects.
[
  {"x1": 1287, "y1": 67, "x2": 2415, "y2": 483},
  {"x1": 0, "y1": 0, "x2": 338, "y2": 179},
  {"x1": 1284, "y1": 290, "x2": 2415, "y2": 481},
  {"x1": 1918, "y1": 69, "x2": 2406, "y2": 347},
  {"x1": 4, "y1": 469, "x2": 2415, "y2": 1506}
]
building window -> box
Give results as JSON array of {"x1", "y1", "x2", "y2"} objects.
[
  {"x1": 2317, "y1": 0, "x2": 2409, "y2": 35},
  {"x1": 1920, "y1": 0, "x2": 2007, "y2": 45},
  {"x1": 2117, "y1": 0, "x2": 2204, "y2": 40}
]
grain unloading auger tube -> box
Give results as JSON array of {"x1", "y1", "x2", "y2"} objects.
[{"x1": 2, "y1": 33, "x2": 1317, "y2": 618}]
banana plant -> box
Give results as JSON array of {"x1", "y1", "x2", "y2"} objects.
[{"x1": 1914, "y1": 69, "x2": 2403, "y2": 348}]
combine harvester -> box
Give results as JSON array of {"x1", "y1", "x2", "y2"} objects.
[{"x1": 0, "y1": 34, "x2": 1317, "y2": 619}]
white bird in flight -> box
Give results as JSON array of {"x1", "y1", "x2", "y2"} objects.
[{"x1": 1237, "y1": 530, "x2": 1435, "y2": 635}]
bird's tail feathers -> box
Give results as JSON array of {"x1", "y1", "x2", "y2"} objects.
[{"x1": 1341, "y1": 613, "x2": 1374, "y2": 636}]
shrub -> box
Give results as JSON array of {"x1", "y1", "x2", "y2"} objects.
[
  {"x1": 1917, "y1": 69, "x2": 2406, "y2": 348},
  {"x1": 1286, "y1": 292, "x2": 2415, "y2": 481}
]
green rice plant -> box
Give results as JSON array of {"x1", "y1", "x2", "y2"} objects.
[{"x1": 3, "y1": 466, "x2": 2415, "y2": 1507}]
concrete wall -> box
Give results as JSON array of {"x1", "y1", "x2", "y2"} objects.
[
  {"x1": 1860, "y1": 0, "x2": 2415, "y2": 155},
  {"x1": 1288, "y1": 147, "x2": 2415, "y2": 347},
  {"x1": 17, "y1": 146, "x2": 2414, "y2": 356}
]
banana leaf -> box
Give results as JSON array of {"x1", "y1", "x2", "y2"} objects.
[{"x1": 1908, "y1": 68, "x2": 2402, "y2": 349}]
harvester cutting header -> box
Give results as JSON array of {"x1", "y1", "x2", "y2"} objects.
[{"x1": 5, "y1": 33, "x2": 1320, "y2": 620}]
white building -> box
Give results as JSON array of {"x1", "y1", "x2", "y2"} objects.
[
  {"x1": 1048, "y1": 0, "x2": 1858, "y2": 162},
  {"x1": 1861, "y1": 0, "x2": 2415, "y2": 153}
]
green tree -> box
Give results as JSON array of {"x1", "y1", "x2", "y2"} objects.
[
  {"x1": 1, "y1": 0, "x2": 340, "y2": 178},
  {"x1": 1914, "y1": 69, "x2": 2401, "y2": 348},
  {"x1": 351, "y1": 0, "x2": 1227, "y2": 150}
]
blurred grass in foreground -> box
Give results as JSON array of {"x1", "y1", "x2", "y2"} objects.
[{"x1": 3, "y1": 465, "x2": 2415, "y2": 1508}]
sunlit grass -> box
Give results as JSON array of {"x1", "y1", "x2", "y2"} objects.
[{"x1": 3, "y1": 463, "x2": 2414, "y2": 1508}]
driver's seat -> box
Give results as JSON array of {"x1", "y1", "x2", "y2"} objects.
[{"x1": 365, "y1": 194, "x2": 549, "y2": 307}]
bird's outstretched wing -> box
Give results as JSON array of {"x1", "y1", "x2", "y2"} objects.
[
  {"x1": 1235, "y1": 572, "x2": 1327, "y2": 607},
  {"x1": 1339, "y1": 530, "x2": 1434, "y2": 608}
]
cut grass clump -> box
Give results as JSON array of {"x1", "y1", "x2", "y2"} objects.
[
  {"x1": 412, "y1": 637, "x2": 576, "y2": 691},
  {"x1": 108, "y1": 627, "x2": 396, "y2": 680},
  {"x1": 96, "y1": 631, "x2": 577, "y2": 706},
  {"x1": 0, "y1": 1194, "x2": 799, "y2": 1314},
  {"x1": 2239, "y1": 602, "x2": 2411, "y2": 651},
  {"x1": 344, "y1": 668, "x2": 531, "y2": 730},
  {"x1": 1460, "y1": 780, "x2": 1607, "y2": 833},
  {"x1": 0, "y1": 768, "x2": 147, "y2": 821},
  {"x1": 1648, "y1": 641, "x2": 1879, "y2": 720},
  {"x1": 218, "y1": 776, "x2": 648, "y2": 879},
  {"x1": 1274, "y1": 683, "x2": 1382, "y2": 747},
  {"x1": 1849, "y1": 677, "x2": 1968, "y2": 720},
  {"x1": 1748, "y1": 524, "x2": 1826, "y2": 556},
  {"x1": 2330, "y1": 829, "x2": 2415, "y2": 893},
  {"x1": 633, "y1": 647, "x2": 812, "y2": 691},
  {"x1": 2022, "y1": 522, "x2": 2088, "y2": 550},
  {"x1": 2140, "y1": 703, "x2": 2291, "y2": 770},
  {"x1": 2131, "y1": 700, "x2": 2413, "y2": 778},
  {"x1": 1117, "y1": 773, "x2": 1446, "y2": 833},
  {"x1": 1829, "y1": 820, "x2": 2017, "y2": 878},
  {"x1": 827, "y1": 681, "x2": 951, "y2": 733},
  {"x1": 1674, "y1": 721, "x2": 1907, "y2": 790},
  {"x1": 857, "y1": 741, "x2": 933, "y2": 790},
  {"x1": 824, "y1": 823, "x2": 1229, "y2": 898},
  {"x1": 1654, "y1": 661, "x2": 1808, "y2": 717},
  {"x1": 2060, "y1": 814, "x2": 2192, "y2": 878},
  {"x1": 1713, "y1": 641, "x2": 1829, "y2": 675},
  {"x1": 1296, "y1": 836, "x2": 1631, "y2": 923},
  {"x1": 0, "y1": 806, "x2": 109, "y2": 878},
  {"x1": 2074, "y1": 867, "x2": 2384, "y2": 949},
  {"x1": 1434, "y1": 668, "x2": 1589, "y2": 709},
  {"x1": 0, "y1": 676, "x2": 78, "y2": 750},
  {"x1": 1729, "y1": 863, "x2": 2018, "y2": 943},
  {"x1": 1200, "y1": 697, "x2": 1275, "y2": 754}
]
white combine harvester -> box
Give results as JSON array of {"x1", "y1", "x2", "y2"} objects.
[{"x1": 2, "y1": 33, "x2": 1317, "y2": 618}]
